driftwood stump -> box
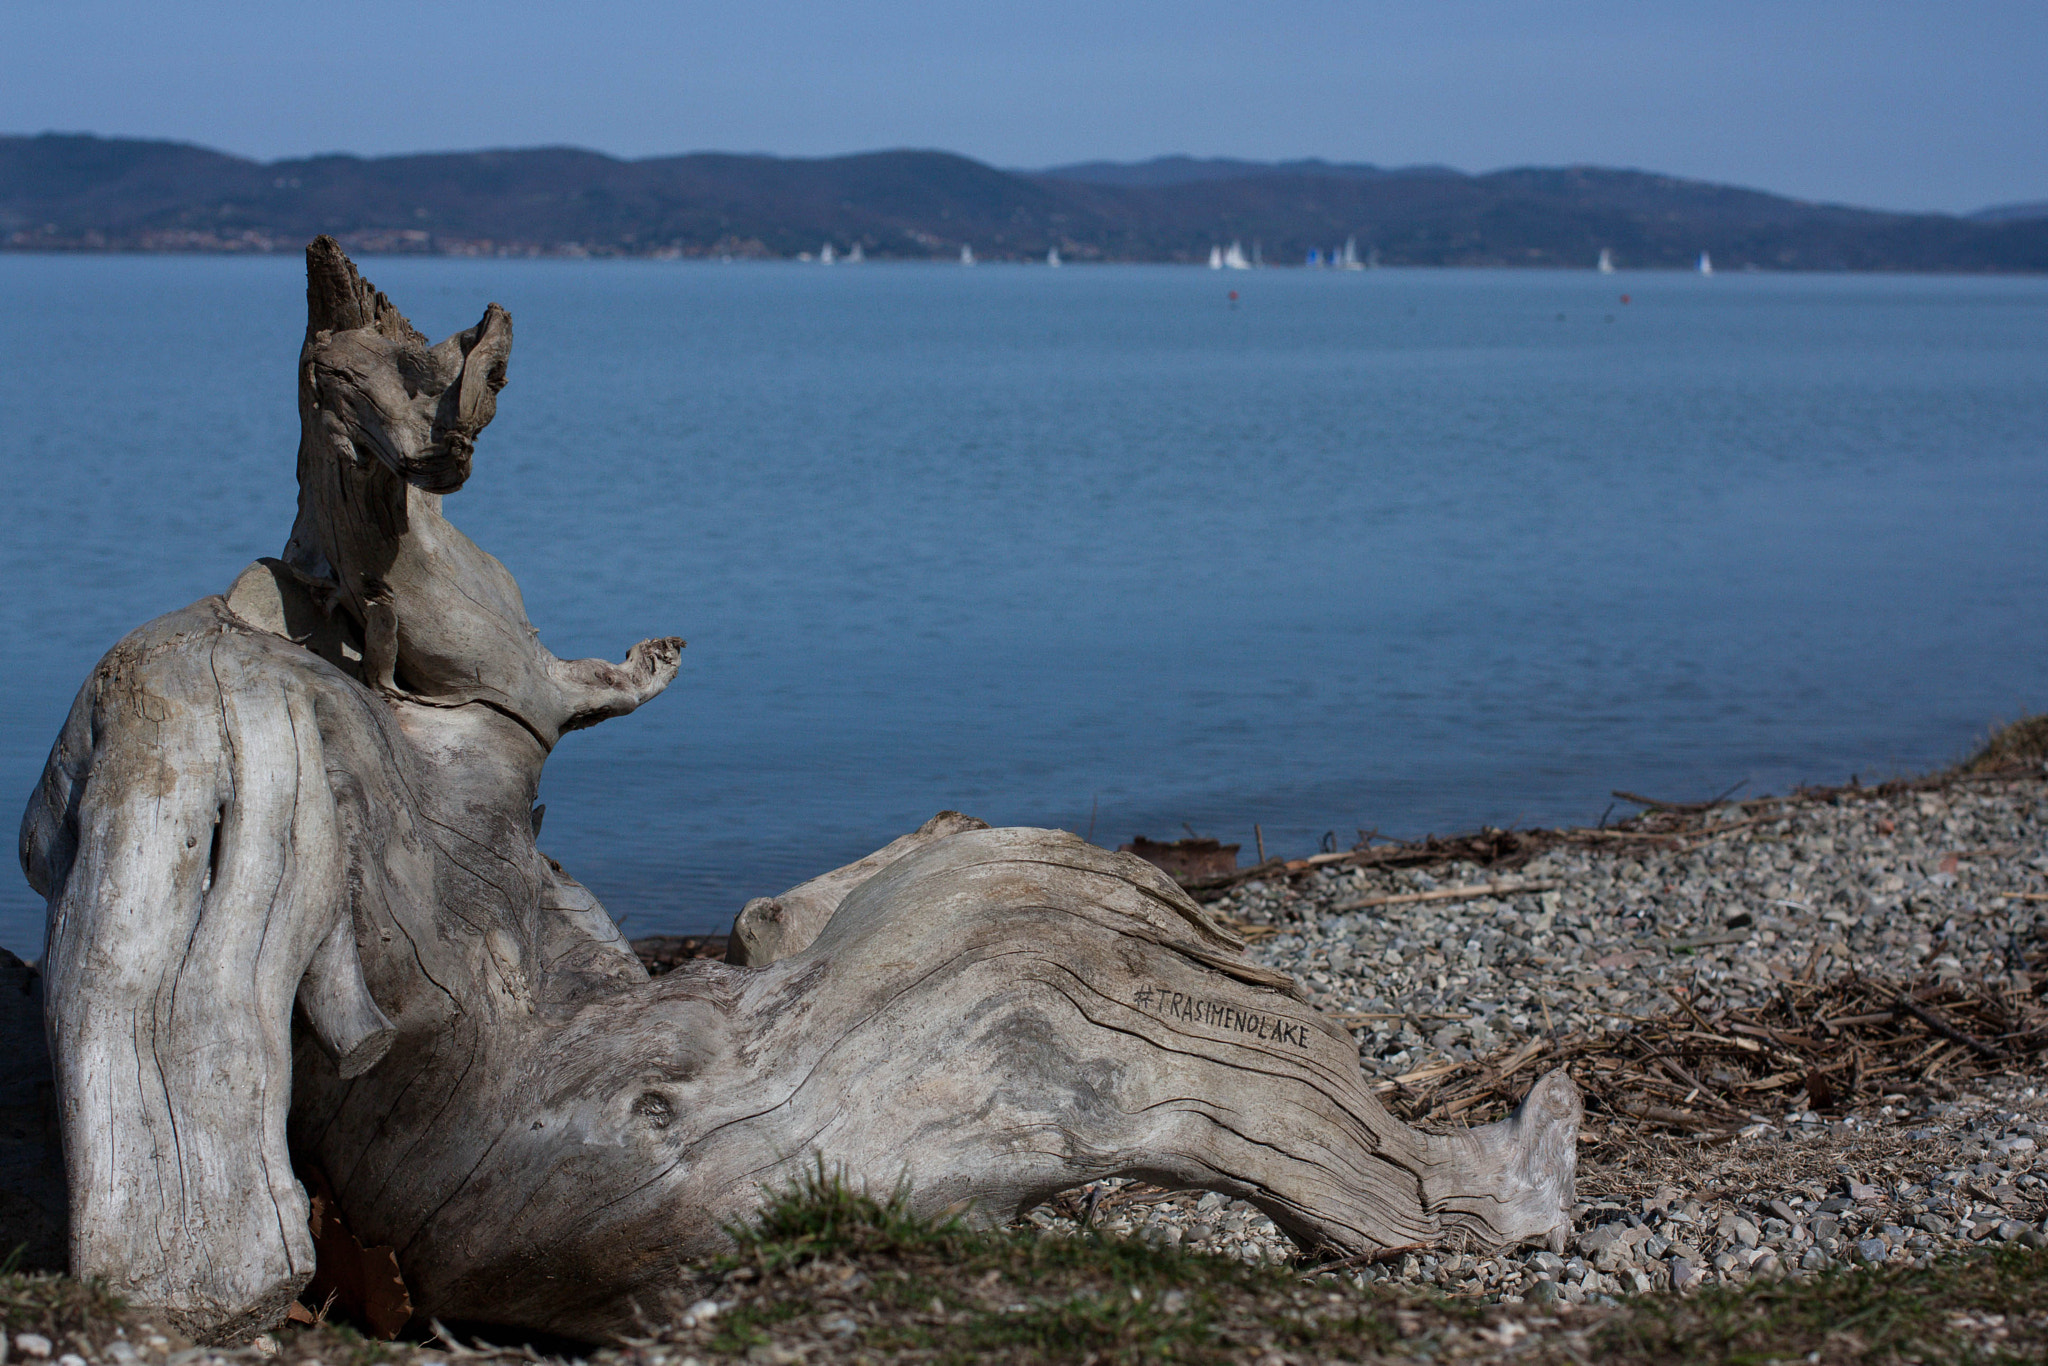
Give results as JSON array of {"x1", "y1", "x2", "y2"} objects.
[{"x1": 17, "y1": 239, "x2": 1579, "y2": 1343}]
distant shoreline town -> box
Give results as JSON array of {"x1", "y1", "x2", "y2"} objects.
[{"x1": 6, "y1": 134, "x2": 2046, "y2": 272}]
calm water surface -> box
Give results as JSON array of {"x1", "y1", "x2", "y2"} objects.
[{"x1": 2, "y1": 258, "x2": 2044, "y2": 952}]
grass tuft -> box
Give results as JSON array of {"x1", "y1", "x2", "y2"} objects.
[
  {"x1": 723, "y1": 1156, "x2": 965, "y2": 1273},
  {"x1": 693, "y1": 1165, "x2": 1472, "y2": 1363},
  {"x1": 1965, "y1": 712, "x2": 2048, "y2": 773}
]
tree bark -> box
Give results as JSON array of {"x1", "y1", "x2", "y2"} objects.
[{"x1": 18, "y1": 238, "x2": 1579, "y2": 1343}]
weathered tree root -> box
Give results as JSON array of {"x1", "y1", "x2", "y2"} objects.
[{"x1": 17, "y1": 240, "x2": 1578, "y2": 1343}]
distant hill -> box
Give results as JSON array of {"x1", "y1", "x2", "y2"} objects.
[
  {"x1": 1970, "y1": 200, "x2": 2048, "y2": 223},
  {"x1": 5, "y1": 133, "x2": 2045, "y2": 271},
  {"x1": 1033, "y1": 155, "x2": 1459, "y2": 187}
]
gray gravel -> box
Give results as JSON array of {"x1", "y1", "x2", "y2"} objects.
[{"x1": 1024, "y1": 769, "x2": 2048, "y2": 1301}]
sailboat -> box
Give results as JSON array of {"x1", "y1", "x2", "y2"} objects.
[
  {"x1": 1597, "y1": 248, "x2": 1615, "y2": 274},
  {"x1": 1208, "y1": 245, "x2": 1224, "y2": 269},
  {"x1": 820, "y1": 242, "x2": 835, "y2": 265},
  {"x1": 1340, "y1": 237, "x2": 1362, "y2": 270},
  {"x1": 1698, "y1": 251, "x2": 1713, "y2": 276},
  {"x1": 846, "y1": 242, "x2": 864, "y2": 263},
  {"x1": 960, "y1": 244, "x2": 975, "y2": 266},
  {"x1": 1222, "y1": 241, "x2": 1250, "y2": 270},
  {"x1": 1047, "y1": 246, "x2": 1061, "y2": 267}
]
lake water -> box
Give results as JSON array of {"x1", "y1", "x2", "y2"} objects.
[{"x1": 3, "y1": 257, "x2": 2045, "y2": 953}]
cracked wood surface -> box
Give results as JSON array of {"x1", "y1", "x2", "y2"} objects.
[{"x1": 16, "y1": 239, "x2": 1579, "y2": 1343}]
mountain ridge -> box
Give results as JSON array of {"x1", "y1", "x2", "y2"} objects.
[
  {"x1": 5, "y1": 133, "x2": 2044, "y2": 271},
  {"x1": 1970, "y1": 200, "x2": 2048, "y2": 223}
]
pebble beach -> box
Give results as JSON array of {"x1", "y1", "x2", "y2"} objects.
[{"x1": 1019, "y1": 760, "x2": 2048, "y2": 1305}]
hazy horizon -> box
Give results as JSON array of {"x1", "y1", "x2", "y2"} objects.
[{"x1": 5, "y1": 1, "x2": 2043, "y2": 217}]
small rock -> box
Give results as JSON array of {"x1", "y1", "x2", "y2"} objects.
[
  {"x1": 1998, "y1": 1221, "x2": 2027, "y2": 1241},
  {"x1": 1645, "y1": 1184, "x2": 1686, "y2": 1213},
  {"x1": 15, "y1": 1336, "x2": 51, "y2": 1360},
  {"x1": 1855, "y1": 1238, "x2": 1889, "y2": 1263},
  {"x1": 1592, "y1": 1224, "x2": 1651, "y2": 1272}
]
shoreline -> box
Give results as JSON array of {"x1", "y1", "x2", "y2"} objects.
[{"x1": 633, "y1": 740, "x2": 2048, "y2": 972}]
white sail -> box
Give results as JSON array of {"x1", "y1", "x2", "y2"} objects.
[
  {"x1": 1209, "y1": 245, "x2": 1224, "y2": 269},
  {"x1": 847, "y1": 242, "x2": 864, "y2": 263},
  {"x1": 1597, "y1": 248, "x2": 1614, "y2": 273},
  {"x1": 1047, "y1": 246, "x2": 1061, "y2": 267},
  {"x1": 1698, "y1": 251, "x2": 1713, "y2": 275},
  {"x1": 1341, "y1": 237, "x2": 1361, "y2": 269},
  {"x1": 820, "y1": 242, "x2": 835, "y2": 265},
  {"x1": 1223, "y1": 241, "x2": 1250, "y2": 270},
  {"x1": 960, "y1": 244, "x2": 975, "y2": 266}
]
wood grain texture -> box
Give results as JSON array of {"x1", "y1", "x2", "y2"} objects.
[
  {"x1": 726, "y1": 809, "x2": 990, "y2": 966},
  {"x1": 18, "y1": 240, "x2": 1578, "y2": 1343}
]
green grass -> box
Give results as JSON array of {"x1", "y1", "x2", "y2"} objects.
[
  {"x1": 10, "y1": 1176, "x2": 2047, "y2": 1363},
  {"x1": 697, "y1": 1161, "x2": 1474, "y2": 1363},
  {"x1": 1588, "y1": 1244, "x2": 2048, "y2": 1365},
  {"x1": 683, "y1": 1167, "x2": 2048, "y2": 1364}
]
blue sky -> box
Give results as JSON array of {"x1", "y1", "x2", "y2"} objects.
[{"x1": 5, "y1": 0, "x2": 2043, "y2": 213}]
